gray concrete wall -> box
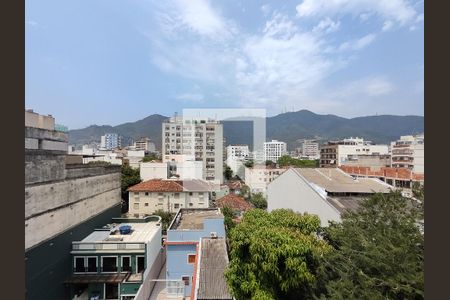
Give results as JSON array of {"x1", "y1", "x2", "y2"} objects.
[
  {"x1": 25, "y1": 187, "x2": 121, "y2": 250},
  {"x1": 25, "y1": 150, "x2": 66, "y2": 184}
]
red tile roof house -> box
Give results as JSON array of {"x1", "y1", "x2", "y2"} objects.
[
  {"x1": 127, "y1": 179, "x2": 215, "y2": 216},
  {"x1": 216, "y1": 194, "x2": 252, "y2": 221}
]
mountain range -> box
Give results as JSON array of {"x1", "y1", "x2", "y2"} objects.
[{"x1": 68, "y1": 110, "x2": 424, "y2": 151}]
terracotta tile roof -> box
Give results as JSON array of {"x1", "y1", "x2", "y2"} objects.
[
  {"x1": 216, "y1": 194, "x2": 252, "y2": 211},
  {"x1": 128, "y1": 179, "x2": 217, "y2": 192},
  {"x1": 227, "y1": 180, "x2": 242, "y2": 190},
  {"x1": 127, "y1": 179, "x2": 183, "y2": 192}
]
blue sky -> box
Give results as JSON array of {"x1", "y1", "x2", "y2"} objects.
[{"x1": 26, "y1": 0, "x2": 424, "y2": 129}]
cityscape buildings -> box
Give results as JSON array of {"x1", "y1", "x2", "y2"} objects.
[
  {"x1": 390, "y1": 134, "x2": 424, "y2": 173},
  {"x1": 162, "y1": 116, "x2": 224, "y2": 183},
  {"x1": 101, "y1": 133, "x2": 122, "y2": 150},
  {"x1": 263, "y1": 140, "x2": 287, "y2": 162}
]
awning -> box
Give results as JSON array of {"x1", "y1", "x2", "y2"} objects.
[{"x1": 64, "y1": 273, "x2": 129, "y2": 284}]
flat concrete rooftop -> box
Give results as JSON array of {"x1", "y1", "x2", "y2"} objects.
[
  {"x1": 170, "y1": 209, "x2": 223, "y2": 230},
  {"x1": 80, "y1": 221, "x2": 161, "y2": 243}
]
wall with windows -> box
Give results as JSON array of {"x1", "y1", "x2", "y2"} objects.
[
  {"x1": 128, "y1": 191, "x2": 210, "y2": 215},
  {"x1": 166, "y1": 244, "x2": 197, "y2": 297}
]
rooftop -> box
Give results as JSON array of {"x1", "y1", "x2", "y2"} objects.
[
  {"x1": 216, "y1": 194, "x2": 252, "y2": 211},
  {"x1": 293, "y1": 168, "x2": 392, "y2": 194},
  {"x1": 128, "y1": 179, "x2": 217, "y2": 192},
  {"x1": 196, "y1": 237, "x2": 232, "y2": 300},
  {"x1": 169, "y1": 209, "x2": 223, "y2": 230},
  {"x1": 78, "y1": 217, "x2": 161, "y2": 244}
]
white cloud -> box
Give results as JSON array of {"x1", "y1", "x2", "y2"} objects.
[
  {"x1": 313, "y1": 18, "x2": 341, "y2": 34},
  {"x1": 296, "y1": 0, "x2": 418, "y2": 28},
  {"x1": 175, "y1": 93, "x2": 205, "y2": 102},
  {"x1": 382, "y1": 20, "x2": 394, "y2": 31},
  {"x1": 261, "y1": 4, "x2": 271, "y2": 16},
  {"x1": 333, "y1": 76, "x2": 394, "y2": 98},
  {"x1": 154, "y1": 0, "x2": 236, "y2": 40},
  {"x1": 338, "y1": 33, "x2": 376, "y2": 51}
]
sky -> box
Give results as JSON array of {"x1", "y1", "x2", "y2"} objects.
[{"x1": 26, "y1": 0, "x2": 424, "y2": 129}]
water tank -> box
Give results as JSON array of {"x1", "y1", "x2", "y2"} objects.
[{"x1": 119, "y1": 225, "x2": 132, "y2": 235}]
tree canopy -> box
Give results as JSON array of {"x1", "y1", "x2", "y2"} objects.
[
  {"x1": 224, "y1": 164, "x2": 233, "y2": 181},
  {"x1": 249, "y1": 192, "x2": 267, "y2": 210},
  {"x1": 225, "y1": 209, "x2": 330, "y2": 300},
  {"x1": 316, "y1": 192, "x2": 424, "y2": 300},
  {"x1": 277, "y1": 155, "x2": 318, "y2": 168},
  {"x1": 121, "y1": 165, "x2": 141, "y2": 202}
]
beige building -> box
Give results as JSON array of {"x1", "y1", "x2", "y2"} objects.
[
  {"x1": 320, "y1": 137, "x2": 389, "y2": 168},
  {"x1": 390, "y1": 134, "x2": 424, "y2": 173},
  {"x1": 128, "y1": 179, "x2": 215, "y2": 215},
  {"x1": 244, "y1": 166, "x2": 286, "y2": 195}
]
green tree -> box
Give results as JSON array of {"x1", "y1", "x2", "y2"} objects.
[
  {"x1": 224, "y1": 164, "x2": 233, "y2": 181},
  {"x1": 316, "y1": 192, "x2": 424, "y2": 300},
  {"x1": 277, "y1": 155, "x2": 317, "y2": 168},
  {"x1": 240, "y1": 184, "x2": 251, "y2": 201},
  {"x1": 249, "y1": 192, "x2": 267, "y2": 210},
  {"x1": 142, "y1": 155, "x2": 159, "y2": 162},
  {"x1": 221, "y1": 205, "x2": 236, "y2": 231},
  {"x1": 121, "y1": 165, "x2": 141, "y2": 212},
  {"x1": 225, "y1": 209, "x2": 331, "y2": 300},
  {"x1": 152, "y1": 209, "x2": 175, "y2": 232},
  {"x1": 244, "y1": 160, "x2": 254, "y2": 168}
]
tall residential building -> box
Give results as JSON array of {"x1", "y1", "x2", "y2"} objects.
[
  {"x1": 25, "y1": 110, "x2": 122, "y2": 300},
  {"x1": 320, "y1": 137, "x2": 389, "y2": 168},
  {"x1": 263, "y1": 140, "x2": 287, "y2": 162},
  {"x1": 300, "y1": 139, "x2": 320, "y2": 159},
  {"x1": 162, "y1": 116, "x2": 223, "y2": 183},
  {"x1": 390, "y1": 134, "x2": 424, "y2": 173},
  {"x1": 226, "y1": 145, "x2": 250, "y2": 179},
  {"x1": 101, "y1": 133, "x2": 121, "y2": 150}
]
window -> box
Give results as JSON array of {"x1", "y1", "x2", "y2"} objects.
[
  {"x1": 145, "y1": 192, "x2": 149, "y2": 196},
  {"x1": 187, "y1": 254, "x2": 196, "y2": 264},
  {"x1": 137, "y1": 256, "x2": 145, "y2": 273},
  {"x1": 174, "y1": 193, "x2": 180, "y2": 199},
  {"x1": 102, "y1": 257, "x2": 118, "y2": 272},
  {"x1": 174, "y1": 203, "x2": 180, "y2": 209},
  {"x1": 87, "y1": 257, "x2": 97, "y2": 273},
  {"x1": 189, "y1": 192, "x2": 193, "y2": 196},
  {"x1": 133, "y1": 203, "x2": 139, "y2": 210},
  {"x1": 121, "y1": 256, "x2": 131, "y2": 272},
  {"x1": 74, "y1": 257, "x2": 85, "y2": 273},
  {"x1": 182, "y1": 276, "x2": 190, "y2": 286},
  {"x1": 189, "y1": 203, "x2": 193, "y2": 207}
]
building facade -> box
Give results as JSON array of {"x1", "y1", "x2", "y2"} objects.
[
  {"x1": 244, "y1": 166, "x2": 286, "y2": 195},
  {"x1": 165, "y1": 209, "x2": 226, "y2": 298},
  {"x1": 263, "y1": 140, "x2": 287, "y2": 162},
  {"x1": 300, "y1": 139, "x2": 320, "y2": 160},
  {"x1": 162, "y1": 117, "x2": 223, "y2": 183},
  {"x1": 67, "y1": 216, "x2": 163, "y2": 300},
  {"x1": 101, "y1": 133, "x2": 122, "y2": 150},
  {"x1": 128, "y1": 179, "x2": 214, "y2": 215},
  {"x1": 320, "y1": 137, "x2": 389, "y2": 168},
  {"x1": 25, "y1": 110, "x2": 122, "y2": 300},
  {"x1": 133, "y1": 137, "x2": 156, "y2": 153},
  {"x1": 390, "y1": 134, "x2": 424, "y2": 173}
]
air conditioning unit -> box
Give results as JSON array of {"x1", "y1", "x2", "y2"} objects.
[{"x1": 210, "y1": 232, "x2": 218, "y2": 239}]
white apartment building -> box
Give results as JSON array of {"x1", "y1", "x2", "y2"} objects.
[
  {"x1": 390, "y1": 134, "x2": 424, "y2": 173},
  {"x1": 264, "y1": 140, "x2": 287, "y2": 162},
  {"x1": 127, "y1": 179, "x2": 213, "y2": 215},
  {"x1": 244, "y1": 166, "x2": 287, "y2": 195},
  {"x1": 320, "y1": 137, "x2": 389, "y2": 168},
  {"x1": 226, "y1": 145, "x2": 250, "y2": 179},
  {"x1": 300, "y1": 139, "x2": 320, "y2": 160},
  {"x1": 140, "y1": 161, "x2": 204, "y2": 181},
  {"x1": 162, "y1": 117, "x2": 223, "y2": 183},
  {"x1": 100, "y1": 133, "x2": 121, "y2": 150}
]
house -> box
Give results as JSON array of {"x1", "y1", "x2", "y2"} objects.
[
  {"x1": 226, "y1": 180, "x2": 243, "y2": 195},
  {"x1": 165, "y1": 208, "x2": 226, "y2": 298},
  {"x1": 267, "y1": 168, "x2": 393, "y2": 226},
  {"x1": 193, "y1": 237, "x2": 232, "y2": 300},
  {"x1": 66, "y1": 216, "x2": 163, "y2": 300},
  {"x1": 127, "y1": 179, "x2": 217, "y2": 215},
  {"x1": 216, "y1": 194, "x2": 252, "y2": 219}
]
